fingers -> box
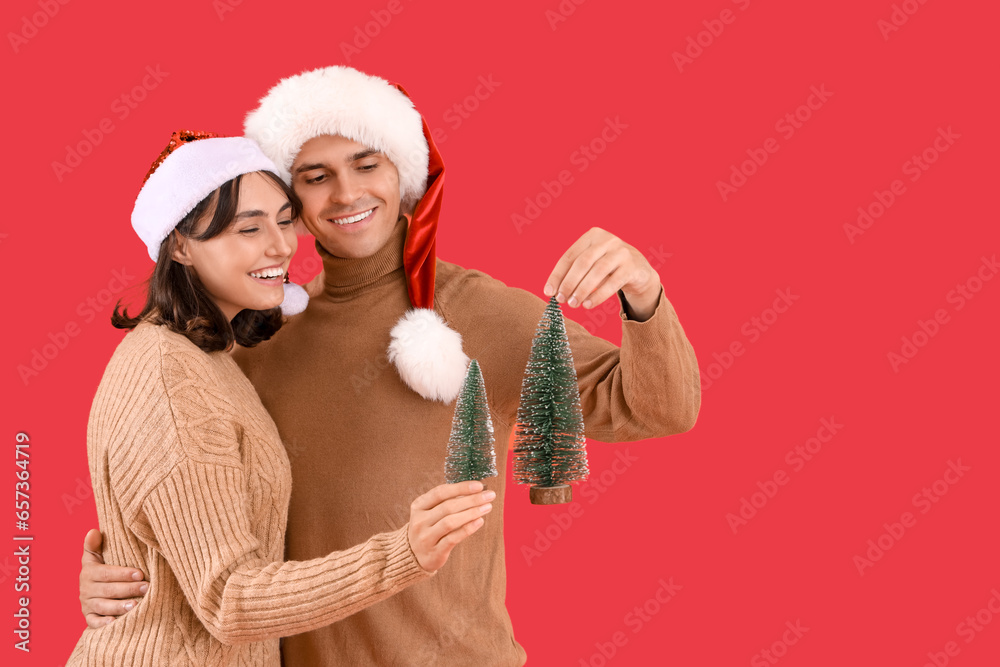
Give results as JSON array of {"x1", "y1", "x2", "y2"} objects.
[
  {"x1": 84, "y1": 580, "x2": 149, "y2": 601},
  {"x1": 577, "y1": 264, "x2": 631, "y2": 311},
  {"x1": 83, "y1": 562, "x2": 146, "y2": 584},
  {"x1": 437, "y1": 514, "x2": 487, "y2": 554},
  {"x1": 419, "y1": 489, "x2": 496, "y2": 529},
  {"x1": 562, "y1": 247, "x2": 632, "y2": 308},
  {"x1": 85, "y1": 595, "x2": 142, "y2": 617},
  {"x1": 85, "y1": 613, "x2": 117, "y2": 630},
  {"x1": 426, "y1": 503, "x2": 493, "y2": 546},
  {"x1": 544, "y1": 229, "x2": 603, "y2": 298},
  {"x1": 82, "y1": 529, "x2": 104, "y2": 565},
  {"x1": 410, "y1": 480, "x2": 483, "y2": 512}
]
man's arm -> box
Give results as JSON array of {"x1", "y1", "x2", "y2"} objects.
[
  {"x1": 79, "y1": 529, "x2": 148, "y2": 628},
  {"x1": 437, "y1": 227, "x2": 699, "y2": 441}
]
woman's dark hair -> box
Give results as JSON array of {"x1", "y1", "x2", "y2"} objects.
[{"x1": 113, "y1": 171, "x2": 302, "y2": 352}]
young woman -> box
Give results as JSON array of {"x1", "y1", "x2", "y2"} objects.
[{"x1": 67, "y1": 131, "x2": 492, "y2": 665}]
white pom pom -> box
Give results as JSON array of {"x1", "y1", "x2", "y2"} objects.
[
  {"x1": 388, "y1": 309, "x2": 469, "y2": 403},
  {"x1": 280, "y1": 282, "x2": 309, "y2": 316}
]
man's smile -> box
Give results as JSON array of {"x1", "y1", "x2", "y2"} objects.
[{"x1": 329, "y1": 207, "x2": 376, "y2": 226}]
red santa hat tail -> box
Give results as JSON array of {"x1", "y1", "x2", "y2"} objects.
[{"x1": 388, "y1": 85, "x2": 468, "y2": 403}]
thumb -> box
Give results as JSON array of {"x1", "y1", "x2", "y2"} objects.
[{"x1": 82, "y1": 529, "x2": 105, "y2": 564}]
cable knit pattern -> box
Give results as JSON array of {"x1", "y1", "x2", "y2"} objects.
[{"x1": 68, "y1": 322, "x2": 430, "y2": 666}]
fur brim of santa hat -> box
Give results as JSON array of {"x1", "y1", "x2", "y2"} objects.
[
  {"x1": 131, "y1": 136, "x2": 277, "y2": 261},
  {"x1": 243, "y1": 66, "x2": 429, "y2": 213}
]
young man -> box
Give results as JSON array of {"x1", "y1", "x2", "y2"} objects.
[{"x1": 79, "y1": 66, "x2": 700, "y2": 665}]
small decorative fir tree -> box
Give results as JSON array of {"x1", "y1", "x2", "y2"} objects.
[
  {"x1": 444, "y1": 360, "x2": 498, "y2": 484},
  {"x1": 514, "y1": 296, "x2": 589, "y2": 504}
]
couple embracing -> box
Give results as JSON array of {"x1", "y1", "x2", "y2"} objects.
[{"x1": 69, "y1": 65, "x2": 700, "y2": 665}]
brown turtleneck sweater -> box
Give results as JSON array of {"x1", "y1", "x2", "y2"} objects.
[
  {"x1": 234, "y1": 218, "x2": 700, "y2": 665},
  {"x1": 68, "y1": 322, "x2": 430, "y2": 666}
]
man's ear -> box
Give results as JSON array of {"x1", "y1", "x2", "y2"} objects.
[{"x1": 171, "y1": 231, "x2": 194, "y2": 266}]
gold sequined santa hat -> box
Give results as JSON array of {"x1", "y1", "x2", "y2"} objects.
[
  {"x1": 245, "y1": 66, "x2": 468, "y2": 403},
  {"x1": 131, "y1": 129, "x2": 308, "y2": 316}
]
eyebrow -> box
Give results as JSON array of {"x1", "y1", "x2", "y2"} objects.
[
  {"x1": 235, "y1": 202, "x2": 292, "y2": 221},
  {"x1": 295, "y1": 162, "x2": 326, "y2": 174},
  {"x1": 348, "y1": 148, "x2": 379, "y2": 162},
  {"x1": 293, "y1": 148, "x2": 381, "y2": 173}
]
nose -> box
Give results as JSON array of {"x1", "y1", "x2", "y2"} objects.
[
  {"x1": 328, "y1": 171, "x2": 363, "y2": 206},
  {"x1": 264, "y1": 220, "x2": 294, "y2": 258}
]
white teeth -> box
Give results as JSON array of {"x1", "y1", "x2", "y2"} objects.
[
  {"x1": 250, "y1": 267, "x2": 284, "y2": 279},
  {"x1": 332, "y1": 208, "x2": 374, "y2": 225}
]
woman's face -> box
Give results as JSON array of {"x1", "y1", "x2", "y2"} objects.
[{"x1": 174, "y1": 172, "x2": 297, "y2": 321}]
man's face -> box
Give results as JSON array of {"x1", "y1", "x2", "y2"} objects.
[{"x1": 291, "y1": 134, "x2": 402, "y2": 259}]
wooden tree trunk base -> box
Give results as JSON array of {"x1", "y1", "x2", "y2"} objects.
[{"x1": 530, "y1": 484, "x2": 572, "y2": 505}]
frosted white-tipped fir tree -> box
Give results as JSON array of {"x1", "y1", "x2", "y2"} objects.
[
  {"x1": 444, "y1": 360, "x2": 498, "y2": 484},
  {"x1": 514, "y1": 296, "x2": 589, "y2": 504}
]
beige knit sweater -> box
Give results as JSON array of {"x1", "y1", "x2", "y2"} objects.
[{"x1": 67, "y1": 322, "x2": 430, "y2": 666}]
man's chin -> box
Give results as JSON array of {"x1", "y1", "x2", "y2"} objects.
[{"x1": 314, "y1": 237, "x2": 380, "y2": 260}]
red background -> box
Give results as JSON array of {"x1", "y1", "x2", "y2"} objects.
[{"x1": 4, "y1": 0, "x2": 999, "y2": 665}]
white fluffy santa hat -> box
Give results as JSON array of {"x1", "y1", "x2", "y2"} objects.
[
  {"x1": 131, "y1": 129, "x2": 308, "y2": 316},
  {"x1": 244, "y1": 67, "x2": 468, "y2": 403}
]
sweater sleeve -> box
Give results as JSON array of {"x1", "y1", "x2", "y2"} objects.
[
  {"x1": 436, "y1": 265, "x2": 701, "y2": 442},
  {"x1": 138, "y1": 458, "x2": 430, "y2": 645}
]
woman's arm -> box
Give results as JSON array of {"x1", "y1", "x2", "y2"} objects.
[
  {"x1": 77, "y1": 480, "x2": 491, "y2": 635},
  {"x1": 139, "y1": 455, "x2": 489, "y2": 645}
]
